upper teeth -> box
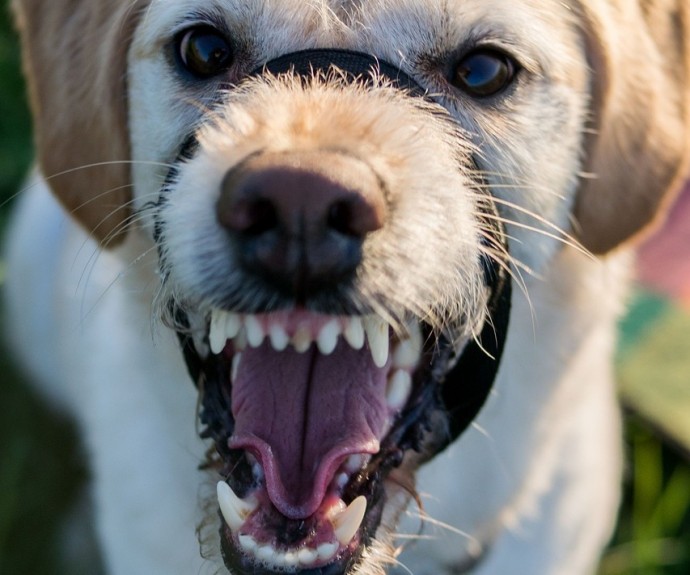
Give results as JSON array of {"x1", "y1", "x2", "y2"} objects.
[{"x1": 208, "y1": 311, "x2": 393, "y2": 368}]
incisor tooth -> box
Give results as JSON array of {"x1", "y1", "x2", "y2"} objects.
[
  {"x1": 238, "y1": 534, "x2": 258, "y2": 551},
  {"x1": 364, "y1": 317, "x2": 389, "y2": 368},
  {"x1": 210, "y1": 311, "x2": 228, "y2": 354},
  {"x1": 235, "y1": 328, "x2": 248, "y2": 351},
  {"x1": 317, "y1": 319, "x2": 340, "y2": 355},
  {"x1": 332, "y1": 496, "x2": 367, "y2": 545},
  {"x1": 269, "y1": 323, "x2": 289, "y2": 351},
  {"x1": 216, "y1": 481, "x2": 256, "y2": 531},
  {"x1": 257, "y1": 545, "x2": 275, "y2": 562},
  {"x1": 225, "y1": 312, "x2": 241, "y2": 340},
  {"x1": 317, "y1": 542, "x2": 338, "y2": 561},
  {"x1": 245, "y1": 316, "x2": 265, "y2": 348},
  {"x1": 298, "y1": 547, "x2": 318, "y2": 565},
  {"x1": 292, "y1": 325, "x2": 312, "y2": 353},
  {"x1": 283, "y1": 551, "x2": 298, "y2": 567},
  {"x1": 386, "y1": 370, "x2": 412, "y2": 410},
  {"x1": 343, "y1": 317, "x2": 365, "y2": 350}
]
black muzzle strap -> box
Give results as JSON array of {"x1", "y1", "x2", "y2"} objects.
[{"x1": 252, "y1": 48, "x2": 426, "y2": 96}]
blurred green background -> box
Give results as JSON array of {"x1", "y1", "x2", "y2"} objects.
[{"x1": 1, "y1": 3, "x2": 689, "y2": 574}]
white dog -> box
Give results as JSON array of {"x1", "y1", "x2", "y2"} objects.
[{"x1": 5, "y1": 1, "x2": 689, "y2": 574}]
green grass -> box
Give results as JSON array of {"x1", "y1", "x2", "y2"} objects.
[{"x1": 1, "y1": 3, "x2": 689, "y2": 574}]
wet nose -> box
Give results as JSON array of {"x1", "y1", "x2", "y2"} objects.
[{"x1": 217, "y1": 151, "x2": 386, "y2": 298}]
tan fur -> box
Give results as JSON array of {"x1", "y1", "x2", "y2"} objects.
[
  {"x1": 11, "y1": 0, "x2": 149, "y2": 246},
  {"x1": 12, "y1": 0, "x2": 689, "y2": 252},
  {"x1": 574, "y1": 0, "x2": 690, "y2": 253}
]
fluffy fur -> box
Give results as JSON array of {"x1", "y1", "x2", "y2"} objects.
[{"x1": 5, "y1": 1, "x2": 690, "y2": 574}]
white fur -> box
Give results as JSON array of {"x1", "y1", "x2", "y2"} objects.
[{"x1": 6, "y1": 1, "x2": 633, "y2": 574}]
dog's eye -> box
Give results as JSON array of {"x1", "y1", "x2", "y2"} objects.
[
  {"x1": 451, "y1": 49, "x2": 517, "y2": 98},
  {"x1": 176, "y1": 26, "x2": 233, "y2": 78}
]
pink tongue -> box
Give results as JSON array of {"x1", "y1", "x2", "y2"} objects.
[{"x1": 229, "y1": 340, "x2": 389, "y2": 519}]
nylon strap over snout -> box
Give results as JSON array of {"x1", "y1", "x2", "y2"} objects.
[
  {"x1": 174, "y1": 48, "x2": 511, "y2": 453},
  {"x1": 252, "y1": 48, "x2": 427, "y2": 96}
]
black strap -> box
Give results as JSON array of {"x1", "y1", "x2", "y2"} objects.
[{"x1": 253, "y1": 48, "x2": 426, "y2": 96}]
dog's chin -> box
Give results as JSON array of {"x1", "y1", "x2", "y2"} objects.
[{"x1": 177, "y1": 307, "x2": 467, "y2": 575}]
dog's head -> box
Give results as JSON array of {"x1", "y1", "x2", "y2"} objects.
[{"x1": 13, "y1": 0, "x2": 689, "y2": 573}]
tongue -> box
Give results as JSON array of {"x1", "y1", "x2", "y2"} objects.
[{"x1": 229, "y1": 339, "x2": 389, "y2": 519}]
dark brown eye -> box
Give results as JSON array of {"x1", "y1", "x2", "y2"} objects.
[
  {"x1": 177, "y1": 26, "x2": 233, "y2": 79},
  {"x1": 451, "y1": 49, "x2": 517, "y2": 98}
]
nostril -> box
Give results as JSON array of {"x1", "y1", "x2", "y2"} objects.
[
  {"x1": 327, "y1": 196, "x2": 385, "y2": 239},
  {"x1": 327, "y1": 200, "x2": 357, "y2": 237},
  {"x1": 239, "y1": 197, "x2": 279, "y2": 237}
]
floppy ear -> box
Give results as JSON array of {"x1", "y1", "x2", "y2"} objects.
[
  {"x1": 575, "y1": 0, "x2": 690, "y2": 254},
  {"x1": 12, "y1": 0, "x2": 147, "y2": 247}
]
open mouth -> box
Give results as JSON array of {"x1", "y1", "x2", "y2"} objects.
[
  {"x1": 168, "y1": 198, "x2": 512, "y2": 574},
  {"x1": 185, "y1": 308, "x2": 440, "y2": 573}
]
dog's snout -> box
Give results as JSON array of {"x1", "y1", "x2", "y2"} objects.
[{"x1": 217, "y1": 151, "x2": 386, "y2": 297}]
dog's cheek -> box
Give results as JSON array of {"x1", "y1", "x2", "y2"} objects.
[
  {"x1": 467, "y1": 83, "x2": 589, "y2": 273},
  {"x1": 157, "y1": 156, "x2": 238, "y2": 305},
  {"x1": 127, "y1": 30, "x2": 216, "y2": 236}
]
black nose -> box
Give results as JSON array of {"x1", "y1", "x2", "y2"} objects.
[{"x1": 217, "y1": 151, "x2": 386, "y2": 299}]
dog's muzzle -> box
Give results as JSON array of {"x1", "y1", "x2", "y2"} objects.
[{"x1": 161, "y1": 49, "x2": 511, "y2": 575}]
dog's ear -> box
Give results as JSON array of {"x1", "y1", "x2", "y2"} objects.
[
  {"x1": 576, "y1": 0, "x2": 690, "y2": 254},
  {"x1": 12, "y1": 0, "x2": 147, "y2": 247}
]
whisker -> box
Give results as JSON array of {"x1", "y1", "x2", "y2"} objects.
[{"x1": 403, "y1": 508, "x2": 480, "y2": 545}]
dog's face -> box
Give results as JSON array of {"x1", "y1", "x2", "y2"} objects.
[
  {"x1": 12, "y1": 0, "x2": 689, "y2": 573},
  {"x1": 125, "y1": 2, "x2": 586, "y2": 570},
  {"x1": 129, "y1": 0, "x2": 589, "y2": 274}
]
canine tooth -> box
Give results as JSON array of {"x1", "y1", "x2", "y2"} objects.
[
  {"x1": 343, "y1": 317, "x2": 365, "y2": 350},
  {"x1": 216, "y1": 482, "x2": 256, "y2": 531},
  {"x1": 238, "y1": 534, "x2": 258, "y2": 552},
  {"x1": 292, "y1": 325, "x2": 312, "y2": 353},
  {"x1": 245, "y1": 316, "x2": 265, "y2": 348},
  {"x1": 317, "y1": 542, "x2": 338, "y2": 561},
  {"x1": 332, "y1": 496, "x2": 367, "y2": 545},
  {"x1": 268, "y1": 323, "x2": 289, "y2": 351},
  {"x1": 298, "y1": 547, "x2": 318, "y2": 565},
  {"x1": 210, "y1": 310, "x2": 229, "y2": 354},
  {"x1": 231, "y1": 352, "x2": 242, "y2": 382},
  {"x1": 364, "y1": 317, "x2": 389, "y2": 368},
  {"x1": 386, "y1": 370, "x2": 412, "y2": 411},
  {"x1": 393, "y1": 327, "x2": 423, "y2": 369},
  {"x1": 317, "y1": 319, "x2": 340, "y2": 355}
]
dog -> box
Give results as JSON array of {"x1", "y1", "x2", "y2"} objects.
[{"x1": 4, "y1": 1, "x2": 689, "y2": 574}]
